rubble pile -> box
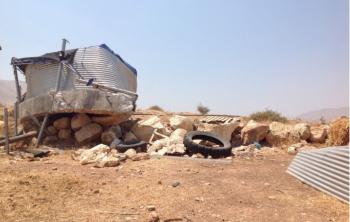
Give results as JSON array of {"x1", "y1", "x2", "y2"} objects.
[{"x1": 17, "y1": 112, "x2": 349, "y2": 166}]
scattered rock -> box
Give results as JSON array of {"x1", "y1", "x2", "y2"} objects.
[
  {"x1": 53, "y1": 117, "x2": 71, "y2": 130},
  {"x1": 241, "y1": 120, "x2": 269, "y2": 145},
  {"x1": 195, "y1": 197, "x2": 204, "y2": 202},
  {"x1": 146, "y1": 205, "x2": 156, "y2": 211},
  {"x1": 327, "y1": 117, "x2": 349, "y2": 146},
  {"x1": 46, "y1": 125, "x2": 58, "y2": 136},
  {"x1": 266, "y1": 122, "x2": 300, "y2": 146},
  {"x1": 124, "y1": 149, "x2": 137, "y2": 159},
  {"x1": 309, "y1": 126, "x2": 327, "y2": 143},
  {"x1": 52, "y1": 167, "x2": 58, "y2": 171},
  {"x1": 131, "y1": 153, "x2": 150, "y2": 161},
  {"x1": 58, "y1": 129, "x2": 72, "y2": 140},
  {"x1": 166, "y1": 144, "x2": 186, "y2": 155},
  {"x1": 71, "y1": 113, "x2": 91, "y2": 130},
  {"x1": 169, "y1": 115, "x2": 194, "y2": 131},
  {"x1": 132, "y1": 116, "x2": 166, "y2": 141},
  {"x1": 75, "y1": 123, "x2": 103, "y2": 144},
  {"x1": 294, "y1": 123, "x2": 311, "y2": 140},
  {"x1": 171, "y1": 181, "x2": 181, "y2": 187},
  {"x1": 148, "y1": 211, "x2": 160, "y2": 222}
]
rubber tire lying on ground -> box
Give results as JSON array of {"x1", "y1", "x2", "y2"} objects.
[
  {"x1": 183, "y1": 131, "x2": 232, "y2": 158},
  {"x1": 110, "y1": 139, "x2": 147, "y2": 153}
]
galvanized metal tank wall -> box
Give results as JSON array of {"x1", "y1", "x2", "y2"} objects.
[
  {"x1": 25, "y1": 63, "x2": 74, "y2": 98},
  {"x1": 24, "y1": 45, "x2": 137, "y2": 99},
  {"x1": 72, "y1": 46, "x2": 137, "y2": 92}
]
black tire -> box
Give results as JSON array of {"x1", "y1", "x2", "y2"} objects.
[
  {"x1": 110, "y1": 139, "x2": 147, "y2": 153},
  {"x1": 183, "y1": 131, "x2": 232, "y2": 158}
]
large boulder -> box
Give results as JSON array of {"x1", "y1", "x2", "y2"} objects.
[
  {"x1": 294, "y1": 123, "x2": 311, "y2": 140},
  {"x1": 131, "y1": 116, "x2": 166, "y2": 142},
  {"x1": 71, "y1": 113, "x2": 91, "y2": 130},
  {"x1": 53, "y1": 117, "x2": 70, "y2": 130},
  {"x1": 92, "y1": 114, "x2": 129, "y2": 126},
  {"x1": 241, "y1": 120, "x2": 269, "y2": 145},
  {"x1": 309, "y1": 125, "x2": 328, "y2": 143},
  {"x1": 58, "y1": 129, "x2": 72, "y2": 140},
  {"x1": 266, "y1": 122, "x2": 300, "y2": 146},
  {"x1": 75, "y1": 123, "x2": 103, "y2": 144},
  {"x1": 169, "y1": 115, "x2": 194, "y2": 131},
  {"x1": 46, "y1": 125, "x2": 58, "y2": 136},
  {"x1": 197, "y1": 122, "x2": 239, "y2": 142},
  {"x1": 327, "y1": 117, "x2": 349, "y2": 146}
]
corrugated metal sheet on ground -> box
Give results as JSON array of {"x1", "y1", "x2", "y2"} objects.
[
  {"x1": 287, "y1": 146, "x2": 349, "y2": 203},
  {"x1": 200, "y1": 116, "x2": 234, "y2": 124}
]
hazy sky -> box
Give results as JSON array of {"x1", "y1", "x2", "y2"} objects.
[{"x1": 0, "y1": 0, "x2": 348, "y2": 117}]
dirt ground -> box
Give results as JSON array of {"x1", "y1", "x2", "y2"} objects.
[{"x1": 0, "y1": 151, "x2": 348, "y2": 222}]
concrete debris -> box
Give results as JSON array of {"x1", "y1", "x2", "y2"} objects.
[
  {"x1": 53, "y1": 117, "x2": 71, "y2": 129},
  {"x1": 309, "y1": 126, "x2": 328, "y2": 143},
  {"x1": 132, "y1": 116, "x2": 165, "y2": 142},
  {"x1": 241, "y1": 120, "x2": 269, "y2": 145},
  {"x1": 71, "y1": 113, "x2": 91, "y2": 130},
  {"x1": 169, "y1": 115, "x2": 194, "y2": 131},
  {"x1": 197, "y1": 121, "x2": 239, "y2": 142},
  {"x1": 75, "y1": 123, "x2": 103, "y2": 144}
]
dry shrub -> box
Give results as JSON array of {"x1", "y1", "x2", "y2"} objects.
[
  {"x1": 249, "y1": 109, "x2": 287, "y2": 123},
  {"x1": 148, "y1": 105, "x2": 164, "y2": 112},
  {"x1": 327, "y1": 117, "x2": 349, "y2": 146},
  {"x1": 197, "y1": 104, "x2": 210, "y2": 115}
]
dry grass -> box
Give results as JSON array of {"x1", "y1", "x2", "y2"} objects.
[{"x1": 328, "y1": 117, "x2": 349, "y2": 146}]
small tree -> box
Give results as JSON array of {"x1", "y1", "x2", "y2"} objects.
[{"x1": 197, "y1": 104, "x2": 210, "y2": 115}]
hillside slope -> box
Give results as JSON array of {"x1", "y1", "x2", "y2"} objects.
[
  {"x1": 0, "y1": 80, "x2": 26, "y2": 105},
  {"x1": 298, "y1": 107, "x2": 349, "y2": 122}
]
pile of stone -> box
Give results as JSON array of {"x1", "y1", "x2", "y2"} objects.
[
  {"x1": 39, "y1": 113, "x2": 131, "y2": 146},
  {"x1": 72, "y1": 144, "x2": 150, "y2": 168}
]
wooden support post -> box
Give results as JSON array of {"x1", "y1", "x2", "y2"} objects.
[
  {"x1": 14, "y1": 102, "x2": 18, "y2": 136},
  {"x1": 3, "y1": 108, "x2": 9, "y2": 154}
]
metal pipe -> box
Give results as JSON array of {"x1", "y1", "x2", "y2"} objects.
[
  {"x1": 37, "y1": 39, "x2": 69, "y2": 147},
  {"x1": 75, "y1": 78, "x2": 138, "y2": 98},
  {"x1": 13, "y1": 65, "x2": 21, "y2": 102},
  {"x1": 3, "y1": 108, "x2": 9, "y2": 154},
  {"x1": 0, "y1": 131, "x2": 37, "y2": 146}
]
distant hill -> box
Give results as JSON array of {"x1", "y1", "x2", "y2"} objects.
[
  {"x1": 297, "y1": 107, "x2": 349, "y2": 122},
  {"x1": 0, "y1": 80, "x2": 26, "y2": 105}
]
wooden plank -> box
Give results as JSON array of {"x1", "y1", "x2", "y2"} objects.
[{"x1": 3, "y1": 108, "x2": 9, "y2": 154}]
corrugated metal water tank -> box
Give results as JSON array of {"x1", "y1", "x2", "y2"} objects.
[
  {"x1": 24, "y1": 44, "x2": 137, "y2": 99},
  {"x1": 73, "y1": 45, "x2": 137, "y2": 92},
  {"x1": 287, "y1": 146, "x2": 349, "y2": 203}
]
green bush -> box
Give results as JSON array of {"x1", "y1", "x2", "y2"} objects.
[{"x1": 249, "y1": 109, "x2": 288, "y2": 123}]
